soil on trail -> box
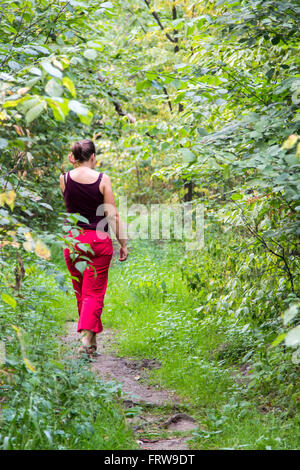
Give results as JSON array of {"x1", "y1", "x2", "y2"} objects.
[{"x1": 62, "y1": 322, "x2": 198, "y2": 450}]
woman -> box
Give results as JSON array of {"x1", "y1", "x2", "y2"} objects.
[{"x1": 60, "y1": 139, "x2": 128, "y2": 355}]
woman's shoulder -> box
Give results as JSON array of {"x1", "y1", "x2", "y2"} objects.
[
  {"x1": 100, "y1": 173, "x2": 112, "y2": 186},
  {"x1": 99, "y1": 173, "x2": 111, "y2": 195}
]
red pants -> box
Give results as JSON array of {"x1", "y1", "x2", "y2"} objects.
[{"x1": 64, "y1": 230, "x2": 113, "y2": 334}]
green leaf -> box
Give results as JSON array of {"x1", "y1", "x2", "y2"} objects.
[
  {"x1": 62, "y1": 77, "x2": 76, "y2": 97},
  {"x1": 8, "y1": 60, "x2": 21, "y2": 71},
  {"x1": 76, "y1": 243, "x2": 94, "y2": 254},
  {"x1": 83, "y1": 49, "x2": 97, "y2": 60},
  {"x1": 161, "y1": 280, "x2": 167, "y2": 292},
  {"x1": 25, "y1": 102, "x2": 46, "y2": 124},
  {"x1": 43, "y1": 430, "x2": 53, "y2": 445},
  {"x1": 0, "y1": 138, "x2": 8, "y2": 149},
  {"x1": 136, "y1": 80, "x2": 151, "y2": 92},
  {"x1": 75, "y1": 261, "x2": 87, "y2": 274},
  {"x1": 231, "y1": 193, "x2": 243, "y2": 201},
  {"x1": 68, "y1": 100, "x2": 88, "y2": 116},
  {"x1": 78, "y1": 110, "x2": 93, "y2": 125},
  {"x1": 47, "y1": 100, "x2": 66, "y2": 121},
  {"x1": 29, "y1": 67, "x2": 42, "y2": 76},
  {"x1": 87, "y1": 41, "x2": 104, "y2": 51},
  {"x1": 272, "y1": 333, "x2": 286, "y2": 347},
  {"x1": 19, "y1": 97, "x2": 39, "y2": 113},
  {"x1": 145, "y1": 71, "x2": 157, "y2": 81},
  {"x1": 197, "y1": 127, "x2": 208, "y2": 137},
  {"x1": 285, "y1": 326, "x2": 300, "y2": 347},
  {"x1": 180, "y1": 148, "x2": 196, "y2": 164},
  {"x1": 2, "y1": 293, "x2": 17, "y2": 309},
  {"x1": 33, "y1": 45, "x2": 50, "y2": 55},
  {"x1": 3, "y1": 98, "x2": 23, "y2": 108},
  {"x1": 70, "y1": 214, "x2": 90, "y2": 224},
  {"x1": 41, "y1": 61, "x2": 62, "y2": 79},
  {"x1": 97, "y1": 1, "x2": 113, "y2": 10},
  {"x1": 45, "y1": 78, "x2": 63, "y2": 97},
  {"x1": 223, "y1": 165, "x2": 230, "y2": 179},
  {"x1": 283, "y1": 304, "x2": 299, "y2": 326},
  {"x1": 26, "y1": 77, "x2": 41, "y2": 87}
]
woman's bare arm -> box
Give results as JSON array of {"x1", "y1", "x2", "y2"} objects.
[
  {"x1": 100, "y1": 174, "x2": 128, "y2": 261},
  {"x1": 59, "y1": 174, "x2": 65, "y2": 194}
]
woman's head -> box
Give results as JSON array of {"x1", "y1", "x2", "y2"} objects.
[{"x1": 71, "y1": 139, "x2": 96, "y2": 163}]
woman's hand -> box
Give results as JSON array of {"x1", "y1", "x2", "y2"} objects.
[{"x1": 119, "y1": 245, "x2": 128, "y2": 261}]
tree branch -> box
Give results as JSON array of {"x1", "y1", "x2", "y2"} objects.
[
  {"x1": 232, "y1": 200, "x2": 296, "y2": 293},
  {"x1": 172, "y1": 1, "x2": 179, "y2": 53},
  {"x1": 143, "y1": 0, "x2": 176, "y2": 44},
  {"x1": 163, "y1": 86, "x2": 173, "y2": 112},
  {"x1": 98, "y1": 75, "x2": 136, "y2": 123}
]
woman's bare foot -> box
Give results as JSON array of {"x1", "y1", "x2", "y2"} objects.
[
  {"x1": 79, "y1": 330, "x2": 97, "y2": 355},
  {"x1": 81, "y1": 329, "x2": 94, "y2": 347},
  {"x1": 78, "y1": 344, "x2": 97, "y2": 356}
]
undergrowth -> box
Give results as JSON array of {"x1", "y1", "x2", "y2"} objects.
[
  {"x1": 105, "y1": 237, "x2": 300, "y2": 450},
  {"x1": 0, "y1": 258, "x2": 136, "y2": 450}
]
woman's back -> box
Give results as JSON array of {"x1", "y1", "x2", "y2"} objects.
[{"x1": 63, "y1": 168, "x2": 108, "y2": 231}]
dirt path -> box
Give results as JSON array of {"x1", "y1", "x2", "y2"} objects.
[{"x1": 62, "y1": 322, "x2": 198, "y2": 450}]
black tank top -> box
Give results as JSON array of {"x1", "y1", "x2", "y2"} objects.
[{"x1": 63, "y1": 171, "x2": 108, "y2": 231}]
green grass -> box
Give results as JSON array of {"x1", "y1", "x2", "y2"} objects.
[{"x1": 103, "y1": 239, "x2": 300, "y2": 450}]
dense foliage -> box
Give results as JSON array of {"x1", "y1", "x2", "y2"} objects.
[{"x1": 0, "y1": 0, "x2": 299, "y2": 449}]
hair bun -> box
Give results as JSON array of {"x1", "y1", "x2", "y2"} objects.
[
  {"x1": 71, "y1": 142, "x2": 82, "y2": 161},
  {"x1": 71, "y1": 140, "x2": 95, "y2": 163}
]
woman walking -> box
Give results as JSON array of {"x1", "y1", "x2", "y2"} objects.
[{"x1": 60, "y1": 139, "x2": 128, "y2": 355}]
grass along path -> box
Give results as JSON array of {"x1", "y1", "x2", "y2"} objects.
[{"x1": 100, "y1": 239, "x2": 299, "y2": 450}]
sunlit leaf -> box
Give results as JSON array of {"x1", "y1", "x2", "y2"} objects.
[
  {"x1": 23, "y1": 241, "x2": 34, "y2": 252},
  {"x1": 6, "y1": 190, "x2": 16, "y2": 210},
  {"x1": 0, "y1": 193, "x2": 6, "y2": 205},
  {"x1": 25, "y1": 102, "x2": 46, "y2": 124},
  {"x1": 285, "y1": 326, "x2": 300, "y2": 348},
  {"x1": 41, "y1": 61, "x2": 63, "y2": 79},
  {"x1": 62, "y1": 77, "x2": 76, "y2": 97},
  {"x1": 35, "y1": 239, "x2": 51, "y2": 260},
  {"x1": 45, "y1": 78, "x2": 63, "y2": 97},
  {"x1": 83, "y1": 49, "x2": 97, "y2": 60},
  {"x1": 283, "y1": 304, "x2": 299, "y2": 326},
  {"x1": 0, "y1": 138, "x2": 8, "y2": 149},
  {"x1": 281, "y1": 134, "x2": 298, "y2": 150},
  {"x1": 68, "y1": 100, "x2": 88, "y2": 116},
  {"x1": 2, "y1": 293, "x2": 17, "y2": 309},
  {"x1": 180, "y1": 148, "x2": 196, "y2": 163},
  {"x1": 272, "y1": 333, "x2": 286, "y2": 347},
  {"x1": 23, "y1": 357, "x2": 36, "y2": 373}
]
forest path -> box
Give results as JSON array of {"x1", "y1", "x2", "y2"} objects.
[{"x1": 63, "y1": 322, "x2": 198, "y2": 450}]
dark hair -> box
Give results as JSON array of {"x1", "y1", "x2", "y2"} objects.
[{"x1": 71, "y1": 139, "x2": 96, "y2": 162}]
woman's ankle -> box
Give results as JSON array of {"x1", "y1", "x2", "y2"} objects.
[{"x1": 81, "y1": 329, "x2": 95, "y2": 347}]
